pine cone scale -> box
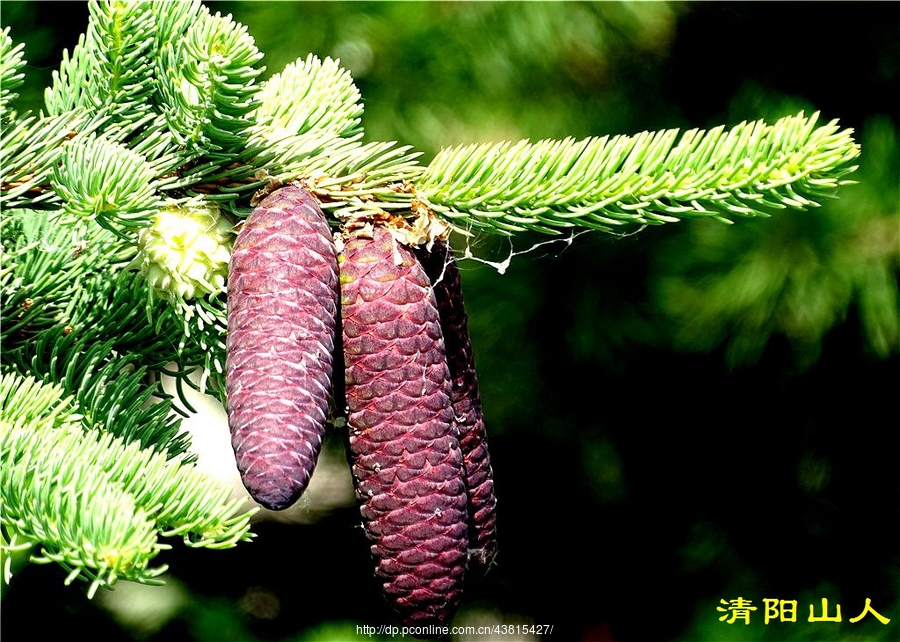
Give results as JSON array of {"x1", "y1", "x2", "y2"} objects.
[
  {"x1": 341, "y1": 227, "x2": 468, "y2": 627},
  {"x1": 416, "y1": 240, "x2": 499, "y2": 578},
  {"x1": 226, "y1": 185, "x2": 338, "y2": 511}
]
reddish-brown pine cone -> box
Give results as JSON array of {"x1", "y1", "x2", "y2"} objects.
[
  {"x1": 416, "y1": 240, "x2": 498, "y2": 579},
  {"x1": 226, "y1": 184, "x2": 339, "y2": 511},
  {"x1": 340, "y1": 226, "x2": 468, "y2": 627}
]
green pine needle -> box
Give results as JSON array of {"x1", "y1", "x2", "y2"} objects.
[
  {"x1": 1, "y1": 377, "x2": 167, "y2": 595},
  {"x1": 0, "y1": 207, "x2": 129, "y2": 341},
  {"x1": 0, "y1": 27, "x2": 26, "y2": 119},
  {"x1": 8, "y1": 329, "x2": 191, "y2": 459},
  {"x1": 1, "y1": 373, "x2": 255, "y2": 596},
  {"x1": 157, "y1": 8, "x2": 265, "y2": 156},
  {"x1": 653, "y1": 116, "x2": 898, "y2": 367},
  {"x1": 45, "y1": 1, "x2": 157, "y2": 124},
  {"x1": 418, "y1": 111, "x2": 861, "y2": 235},
  {"x1": 0, "y1": 373, "x2": 81, "y2": 431},
  {"x1": 51, "y1": 133, "x2": 161, "y2": 234},
  {"x1": 0, "y1": 110, "x2": 107, "y2": 209},
  {"x1": 254, "y1": 54, "x2": 364, "y2": 141}
]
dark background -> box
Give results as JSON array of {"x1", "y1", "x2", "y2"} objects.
[{"x1": 1, "y1": 2, "x2": 897, "y2": 641}]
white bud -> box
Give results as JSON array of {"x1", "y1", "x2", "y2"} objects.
[{"x1": 136, "y1": 200, "x2": 233, "y2": 303}]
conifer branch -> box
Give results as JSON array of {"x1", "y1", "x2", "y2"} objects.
[
  {"x1": 1, "y1": 207, "x2": 131, "y2": 340},
  {"x1": 152, "y1": 0, "x2": 205, "y2": 52},
  {"x1": 1, "y1": 373, "x2": 255, "y2": 595},
  {"x1": 7, "y1": 329, "x2": 191, "y2": 459},
  {"x1": 0, "y1": 209, "x2": 198, "y2": 455},
  {"x1": 52, "y1": 133, "x2": 161, "y2": 233},
  {"x1": 0, "y1": 110, "x2": 106, "y2": 208},
  {"x1": 0, "y1": 372, "x2": 81, "y2": 431},
  {"x1": 0, "y1": 27, "x2": 26, "y2": 119},
  {"x1": 45, "y1": 1, "x2": 157, "y2": 125},
  {"x1": 157, "y1": 7, "x2": 264, "y2": 157},
  {"x1": 1, "y1": 376, "x2": 166, "y2": 596},
  {"x1": 418, "y1": 112, "x2": 861, "y2": 234},
  {"x1": 254, "y1": 54, "x2": 364, "y2": 141},
  {"x1": 245, "y1": 55, "x2": 423, "y2": 215}
]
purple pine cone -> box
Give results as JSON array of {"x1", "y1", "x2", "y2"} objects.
[
  {"x1": 416, "y1": 240, "x2": 498, "y2": 579},
  {"x1": 340, "y1": 226, "x2": 468, "y2": 627},
  {"x1": 226, "y1": 184, "x2": 339, "y2": 511}
]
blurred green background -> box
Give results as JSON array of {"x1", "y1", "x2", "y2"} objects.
[{"x1": 2, "y1": 2, "x2": 898, "y2": 641}]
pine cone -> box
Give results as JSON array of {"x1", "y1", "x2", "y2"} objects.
[
  {"x1": 226, "y1": 184, "x2": 338, "y2": 511},
  {"x1": 340, "y1": 226, "x2": 468, "y2": 627},
  {"x1": 416, "y1": 240, "x2": 498, "y2": 579}
]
